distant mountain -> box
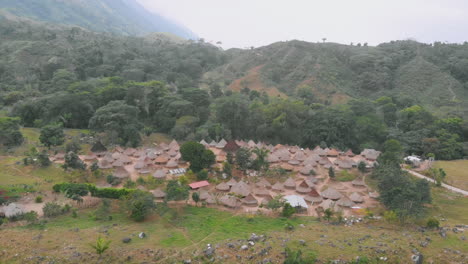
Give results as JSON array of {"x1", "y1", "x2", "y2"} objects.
[{"x1": 0, "y1": 0, "x2": 197, "y2": 39}]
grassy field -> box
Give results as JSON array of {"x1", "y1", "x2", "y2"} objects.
[{"x1": 433, "y1": 160, "x2": 468, "y2": 190}]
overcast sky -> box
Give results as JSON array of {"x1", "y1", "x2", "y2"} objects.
[{"x1": 137, "y1": 0, "x2": 468, "y2": 49}]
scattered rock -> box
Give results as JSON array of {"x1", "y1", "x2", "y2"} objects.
[
  {"x1": 439, "y1": 230, "x2": 447, "y2": 238},
  {"x1": 241, "y1": 245, "x2": 248, "y2": 250},
  {"x1": 122, "y1": 238, "x2": 131, "y2": 243},
  {"x1": 249, "y1": 233, "x2": 261, "y2": 242},
  {"x1": 411, "y1": 253, "x2": 423, "y2": 264},
  {"x1": 204, "y1": 245, "x2": 215, "y2": 257},
  {"x1": 248, "y1": 241, "x2": 255, "y2": 246},
  {"x1": 420, "y1": 241, "x2": 428, "y2": 247},
  {"x1": 183, "y1": 260, "x2": 191, "y2": 264},
  {"x1": 299, "y1": 240, "x2": 306, "y2": 246},
  {"x1": 138, "y1": 232, "x2": 146, "y2": 239}
]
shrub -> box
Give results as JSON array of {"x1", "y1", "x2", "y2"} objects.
[
  {"x1": 426, "y1": 217, "x2": 440, "y2": 229},
  {"x1": 281, "y1": 203, "x2": 295, "y2": 218},
  {"x1": 124, "y1": 180, "x2": 137, "y2": 189},
  {"x1": 284, "y1": 247, "x2": 316, "y2": 264},
  {"x1": 121, "y1": 190, "x2": 155, "y2": 221},
  {"x1": 35, "y1": 196, "x2": 43, "y2": 203},
  {"x1": 71, "y1": 209, "x2": 78, "y2": 218},
  {"x1": 383, "y1": 210, "x2": 398, "y2": 222},
  {"x1": 43, "y1": 202, "x2": 64, "y2": 218},
  {"x1": 196, "y1": 169, "x2": 209, "y2": 181},
  {"x1": 91, "y1": 187, "x2": 134, "y2": 199}
]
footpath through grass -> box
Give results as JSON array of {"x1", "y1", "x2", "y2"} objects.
[{"x1": 433, "y1": 160, "x2": 468, "y2": 190}]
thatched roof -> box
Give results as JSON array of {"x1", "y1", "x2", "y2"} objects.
[
  {"x1": 200, "y1": 139, "x2": 209, "y2": 147},
  {"x1": 283, "y1": 177, "x2": 296, "y2": 189},
  {"x1": 327, "y1": 148, "x2": 340, "y2": 157},
  {"x1": 334, "y1": 158, "x2": 354, "y2": 169},
  {"x1": 153, "y1": 169, "x2": 167, "y2": 179},
  {"x1": 223, "y1": 140, "x2": 240, "y2": 152},
  {"x1": 300, "y1": 164, "x2": 314, "y2": 175},
  {"x1": 319, "y1": 199, "x2": 336, "y2": 210},
  {"x1": 216, "y1": 138, "x2": 227, "y2": 149},
  {"x1": 166, "y1": 159, "x2": 178, "y2": 168},
  {"x1": 133, "y1": 150, "x2": 145, "y2": 158},
  {"x1": 209, "y1": 140, "x2": 217, "y2": 147},
  {"x1": 296, "y1": 180, "x2": 312, "y2": 194},
  {"x1": 216, "y1": 182, "x2": 230, "y2": 191},
  {"x1": 139, "y1": 166, "x2": 151, "y2": 174},
  {"x1": 134, "y1": 161, "x2": 145, "y2": 170},
  {"x1": 167, "y1": 148, "x2": 178, "y2": 157},
  {"x1": 304, "y1": 188, "x2": 323, "y2": 204},
  {"x1": 242, "y1": 194, "x2": 258, "y2": 206},
  {"x1": 305, "y1": 176, "x2": 318, "y2": 186},
  {"x1": 271, "y1": 181, "x2": 284, "y2": 192},
  {"x1": 289, "y1": 146, "x2": 300, "y2": 153},
  {"x1": 321, "y1": 187, "x2": 343, "y2": 200},
  {"x1": 314, "y1": 147, "x2": 327, "y2": 156},
  {"x1": 369, "y1": 191, "x2": 380, "y2": 199},
  {"x1": 294, "y1": 151, "x2": 306, "y2": 161},
  {"x1": 112, "y1": 159, "x2": 124, "y2": 167},
  {"x1": 247, "y1": 140, "x2": 256, "y2": 148},
  {"x1": 280, "y1": 163, "x2": 294, "y2": 171},
  {"x1": 102, "y1": 153, "x2": 114, "y2": 163},
  {"x1": 337, "y1": 196, "x2": 355, "y2": 207},
  {"x1": 220, "y1": 195, "x2": 240, "y2": 208},
  {"x1": 199, "y1": 190, "x2": 211, "y2": 201},
  {"x1": 111, "y1": 152, "x2": 121, "y2": 160},
  {"x1": 155, "y1": 155, "x2": 169, "y2": 164},
  {"x1": 361, "y1": 149, "x2": 381, "y2": 160},
  {"x1": 82, "y1": 153, "x2": 97, "y2": 161},
  {"x1": 345, "y1": 149, "x2": 355, "y2": 157},
  {"x1": 351, "y1": 178, "x2": 366, "y2": 186},
  {"x1": 288, "y1": 159, "x2": 300, "y2": 165},
  {"x1": 98, "y1": 159, "x2": 113, "y2": 169},
  {"x1": 169, "y1": 140, "x2": 179, "y2": 150},
  {"x1": 267, "y1": 153, "x2": 280, "y2": 163},
  {"x1": 254, "y1": 188, "x2": 271, "y2": 197},
  {"x1": 152, "y1": 189, "x2": 166, "y2": 198},
  {"x1": 226, "y1": 178, "x2": 237, "y2": 187},
  {"x1": 91, "y1": 141, "x2": 107, "y2": 153},
  {"x1": 205, "y1": 195, "x2": 217, "y2": 204},
  {"x1": 230, "y1": 181, "x2": 251, "y2": 197},
  {"x1": 123, "y1": 148, "x2": 136, "y2": 156},
  {"x1": 113, "y1": 166, "x2": 130, "y2": 178},
  {"x1": 255, "y1": 178, "x2": 271, "y2": 189},
  {"x1": 277, "y1": 150, "x2": 291, "y2": 161},
  {"x1": 349, "y1": 192, "x2": 364, "y2": 203},
  {"x1": 119, "y1": 155, "x2": 132, "y2": 164},
  {"x1": 318, "y1": 157, "x2": 332, "y2": 166},
  {"x1": 261, "y1": 195, "x2": 273, "y2": 206}
]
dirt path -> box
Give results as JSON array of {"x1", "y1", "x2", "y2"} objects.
[
  {"x1": 447, "y1": 79, "x2": 457, "y2": 101},
  {"x1": 404, "y1": 169, "x2": 468, "y2": 196}
]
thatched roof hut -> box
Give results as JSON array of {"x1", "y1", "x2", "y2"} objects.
[
  {"x1": 169, "y1": 140, "x2": 180, "y2": 150},
  {"x1": 369, "y1": 191, "x2": 380, "y2": 199},
  {"x1": 102, "y1": 153, "x2": 114, "y2": 163},
  {"x1": 91, "y1": 141, "x2": 107, "y2": 153},
  {"x1": 271, "y1": 181, "x2": 284, "y2": 192},
  {"x1": 314, "y1": 147, "x2": 327, "y2": 156},
  {"x1": 166, "y1": 159, "x2": 178, "y2": 168},
  {"x1": 133, "y1": 150, "x2": 145, "y2": 158},
  {"x1": 216, "y1": 139, "x2": 227, "y2": 149},
  {"x1": 321, "y1": 187, "x2": 343, "y2": 200},
  {"x1": 123, "y1": 148, "x2": 136, "y2": 156},
  {"x1": 220, "y1": 195, "x2": 241, "y2": 208},
  {"x1": 305, "y1": 176, "x2": 318, "y2": 186},
  {"x1": 361, "y1": 149, "x2": 381, "y2": 161},
  {"x1": 254, "y1": 188, "x2": 270, "y2": 197},
  {"x1": 223, "y1": 140, "x2": 240, "y2": 153},
  {"x1": 119, "y1": 155, "x2": 133, "y2": 164},
  {"x1": 349, "y1": 192, "x2": 364, "y2": 203},
  {"x1": 215, "y1": 182, "x2": 230, "y2": 191},
  {"x1": 226, "y1": 178, "x2": 237, "y2": 187},
  {"x1": 82, "y1": 153, "x2": 97, "y2": 161},
  {"x1": 277, "y1": 150, "x2": 291, "y2": 161},
  {"x1": 242, "y1": 194, "x2": 258, "y2": 206},
  {"x1": 283, "y1": 177, "x2": 296, "y2": 189},
  {"x1": 267, "y1": 153, "x2": 280, "y2": 163},
  {"x1": 200, "y1": 139, "x2": 209, "y2": 147},
  {"x1": 255, "y1": 178, "x2": 271, "y2": 189},
  {"x1": 139, "y1": 166, "x2": 151, "y2": 174},
  {"x1": 205, "y1": 195, "x2": 217, "y2": 205},
  {"x1": 199, "y1": 190, "x2": 211, "y2": 201},
  {"x1": 153, "y1": 169, "x2": 167, "y2": 179},
  {"x1": 155, "y1": 155, "x2": 169, "y2": 164},
  {"x1": 288, "y1": 159, "x2": 300, "y2": 166},
  {"x1": 261, "y1": 194, "x2": 273, "y2": 206},
  {"x1": 319, "y1": 199, "x2": 336, "y2": 211},
  {"x1": 327, "y1": 148, "x2": 340, "y2": 157},
  {"x1": 294, "y1": 151, "x2": 306, "y2": 161},
  {"x1": 280, "y1": 163, "x2": 294, "y2": 171},
  {"x1": 337, "y1": 196, "x2": 355, "y2": 207},
  {"x1": 134, "y1": 161, "x2": 145, "y2": 170},
  {"x1": 209, "y1": 140, "x2": 217, "y2": 147},
  {"x1": 152, "y1": 189, "x2": 166, "y2": 199},
  {"x1": 247, "y1": 140, "x2": 256, "y2": 148},
  {"x1": 300, "y1": 164, "x2": 314, "y2": 175},
  {"x1": 111, "y1": 152, "x2": 121, "y2": 160},
  {"x1": 345, "y1": 149, "x2": 355, "y2": 157},
  {"x1": 230, "y1": 181, "x2": 251, "y2": 197},
  {"x1": 113, "y1": 166, "x2": 130, "y2": 178},
  {"x1": 167, "y1": 148, "x2": 178, "y2": 157},
  {"x1": 352, "y1": 178, "x2": 366, "y2": 187},
  {"x1": 334, "y1": 158, "x2": 354, "y2": 169},
  {"x1": 304, "y1": 188, "x2": 323, "y2": 204},
  {"x1": 98, "y1": 159, "x2": 113, "y2": 169},
  {"x1": 112, "y1": 159, "x2": 124, "y2": 167},
  {"x1": 296, "y1": 180, "x2": 312, "y2": 194}
]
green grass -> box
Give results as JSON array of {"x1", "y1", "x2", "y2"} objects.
[
  {"x1": 429, "y1": 188, "x2": 468, "y2": 224},
  {"x1": 335, "y1": 169, "x2": 358, "y2": 182},
  {"x1": 433, "y1": 160, "x2": 468, "y2": 190}
]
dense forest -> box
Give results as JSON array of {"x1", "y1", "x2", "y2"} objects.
[{"x1": 0, "y1": 18, "x2": 467, "y2": 160}]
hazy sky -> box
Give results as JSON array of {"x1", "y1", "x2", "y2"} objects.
[{"x1": 137, "y1": 0, "x2": 468, "y2": 49}]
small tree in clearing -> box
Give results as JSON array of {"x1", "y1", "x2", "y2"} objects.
[
  {"x1": 90, "y1": 236, "x2": 111, "y2": 258},
  {"x1": 281, "y1": 203, "x2": 295, "y2": 218},
  {"x1": 323, "y1": 208, "x2": 334, "y2": 222},
  {"x1": 192, "y1": 192, "x2": 200, "y2": 206},
  {"x1": 328, "y1": 167, "x2": 335, "y2": 179}
]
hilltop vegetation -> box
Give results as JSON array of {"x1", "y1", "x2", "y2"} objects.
[
  {"x1": 0, "y1": 0, "x2": 196, "y2": 39},
  {"x1": 0, "y1": 18, "x2": 467, "y2": 159}
]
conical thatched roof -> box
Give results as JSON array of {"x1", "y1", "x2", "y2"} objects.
[
  {"x1": 283, "y1": 177, "x2": 296, "y2": 189},
  {"x1": 277, "y1": 150, "x2": 291, "y2": 161},
  {"x1": 321, "y1": 187, "x2": 342, "y2": 200},
  {"x1": 102, "y1": 153, "x2": 114, "y2": 163},
  {"x1": 153, "y1": 169, "x2": 167, "y2": 179},
  {"x1": 294, "y1": 151, "x2": 306, "y2": 161},
  {"x1": 261, "y1": 195, "x2": 273, "y2": 206},
  {"x1": 288, "y1": 159, "x2": 301, "y2": 165},
  {"x1": 296, "y1": 180, "x2": 312, "y2": 194},
  {"x1": 280, "y1": 163, "x2": 294, "y2": 171},
  {"x1": 300, "y1": 164, "x2": 314, "y2": 175},
  {"x1": 216, "y1": 138, "x2": 227, "y2": 149},
  {"x1": 223, "y1": 140, "x2": 240, "y2": 152},
  {"x1": 133, "y1": 150, "x2": 145, "y2": 158},
  {"x1": 319, "y1": 199, "x2": 336, "y2": 210},
  {"x1": 305, "y1": 176, "x2": 318, "y2": 186},
  {"x1": 152, "y1": 189, "x2": 166, "y2": 199},
  {"x1": 304, "y1": 188, "x2": 323, "y2": 204},
  {"x1": 167, "y1": 148, "x2": 178, "y2": 157},
  {"x1": 271, "y1": 181, "x2": 284, "y2": 192},
  {"x1": 314, "y1": 147, "x2": 327, "y2": 156},
  {"x1": 139, "y1": 166, "x2": 151, "y2": 174},
  {"x1": 369, "y1": 191, "x2": 380, "y2": 199},
  {"x1": 169, "y1": 139, "x2": 179, "y2": 149},
  {"x1": 216, "y1": 182, "x2": 230, "y2": 191},
  {"x1": 267, "y1": 153, "x2": 280, "y2": 163},
  {"x1": 91, "y1": 141, "x2": 107, "y2": 153},
  {"x1": 337, "y1": 196, "x2": 355, "y2": 207},
  {"x1": 209, "y1": 140, "x2": 217, "y2": 147},
  {"x1": 205, "y1": 195, "x2": 217, "y2": 204},
  {"x1": 123, "y1": 148, "x2": 136, "y2": 156},
  {"x1": 82, "y1": 153, "x2": 97, "y2": 161},
  {"x1": 220, "y1": 195, "x2": 240, "y2": 208},
  {"x1": 242, "y1": 194, "x2": 258, "y2": 206},
  {"x1": 112, "y1": 159, "x2": 124, "y2": 167},
  {"x1": 200, "y1": 139, "x2": 209, "y2": 147},
  {"x1": 349, "y1": 192, "x2": 364, "y2": 203},
  {"x1": 254, "y1": 188, "x2": 270, "y2": 197},
  {"x1": 319, "y1": 156, "x2": 332, "y2": 166},
  {"x1": 98, "y1": 159, "x2": 113, "y2": 169},
  {"x1": 345, "y1": 149, "x2": 355, "y2": 157},
  {"x1": 166, "y1": 159, "x2": 178, "y2": 168},
  {"x1": 112, "y1": 152, "x2": 121, "y2": 160},
  {"x1": 226, "y1": 178, "x2": 237, "y2": 187},
  {"x1": 113, "y1": 166, "x2": 130, "y2": 178},
  {"x1": 199, "y1": 190, "x2": 211, "y2": 201},
  {"x1": 230, "y1": 181, "x2": 251, "y2": 197},
  {"x1": 134, "y1": 161, "x2": 145, "y2": 170},
  {"x1": 155, "y1": 155, "x2": 169, "y2": 164},
  {"x1": 352, "y1": 178, "x2": 366, "y2": 186},
  {"x1": 255, "y1": 178, "x2": 271, "y2": 189},
  {"x1": 327, "y1": 148, "x2": 340, "y2": 157},
  {"x1": 247, "y1": 140, "x2": 256, "y2": 148},
  {"x1": 119, "y1": 155, "x2": 132, "y2": 164}
]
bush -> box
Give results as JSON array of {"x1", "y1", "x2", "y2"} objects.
[
  {"x1": 106, "y1": 175, "x2": 122, "y2": 186},
  {"x1": 35, "y1": 196, "x2": 43, "y2": 203},
  {"x1": 43, "y1": 202, "x2": 64, "y2": 218},
  {"x1": 426, "y1": 217, "x2": 440, "y2": 229},
  {"x1": 383, "y1": 210, "x2": 398, "y2": 223},
  {"x1": 121, "y1": 190, "x2": 155, "y2": 221},
  {"x1": 91, "y1": 187, "x2": 134, "y2": 199},
  {"x1": 196, "y1": 169, "x2": 208, "y2": 181},
  {"x1": 281, "y1": 203, "x2": 295, "y2": 218},
  {"x1": 8, "y1": 211, "x2": 38, "y2": 223},
  {"x1": 124, "y1": 180, "x2": 137, "y2": 189},
  {"x1": 284, "y1": 247, "x2": 316, "y2": 264}
]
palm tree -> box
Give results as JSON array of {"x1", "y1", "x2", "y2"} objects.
[{"x1": 90, "y1": 236, "x2": 111, "y2": 259}]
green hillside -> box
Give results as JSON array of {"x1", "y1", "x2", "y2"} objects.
[{"x1": 0, "y1": 0, "x2": 196, "y2": 39}]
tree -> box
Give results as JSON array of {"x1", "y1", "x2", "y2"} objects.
[
  {"x1": 196, "y1": 169, "x2": 208, "y2": 181},
  {"x1": 192, "y1": 192, "x2": 200, "y2": 206},
  {"x1": 328, "y1": 167, "x2": 335, "y2": 179},
  {"x1": 323, "y1": 208, "x2": 334, "y2": 222},
  {"x1": 39, "y1": 123, "x2": 65, "y2": 149},
  {"x1": 180, "y1": 141, "x2": 215, "y2": 172},
  {"x1": 89, "y1": 101, "x2": 142, "y2": 147},
  {"x1": 284, "y1": 247, "x2": 316, "y2": 264},
  {"x1": 65, "y1": 139, "x2": 81, "y2": 153},
  {"x1": 266, "y1": 194, "x2": 284, "y2": 212},
  {"x1": 165, "y1": 180, "x2": 189, "y2": 201},
  {"x1": 0, "y1": 117, "x2": 24, "y2": 147},
  {"x1": 90, "y1": 237, "x2": 111, "y2": 258},
  {"x1": 357, "y1": 161, "x2": 367, "y2": 173},
  {"x1": 251, "y1": 147, "x2": 269, "y2": 171},
  {"x1": 222, "y1": 162, "x2": 232, "y2": 176},
  {"x1": 121, "y1": 190, "x2": 155, "y2": 221},
  {"x1": 281, "y1": 203, "x2": 295, "y2": 218},
  {"x1": 63, "y1": 152, "x2": 86, "y2": 170},
  {"x1": 235, "y1": 147, "x2": 251, "y2": 171},
  {"x1": 378, "y1": 139, "x2": 403, "y2": 165}
]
